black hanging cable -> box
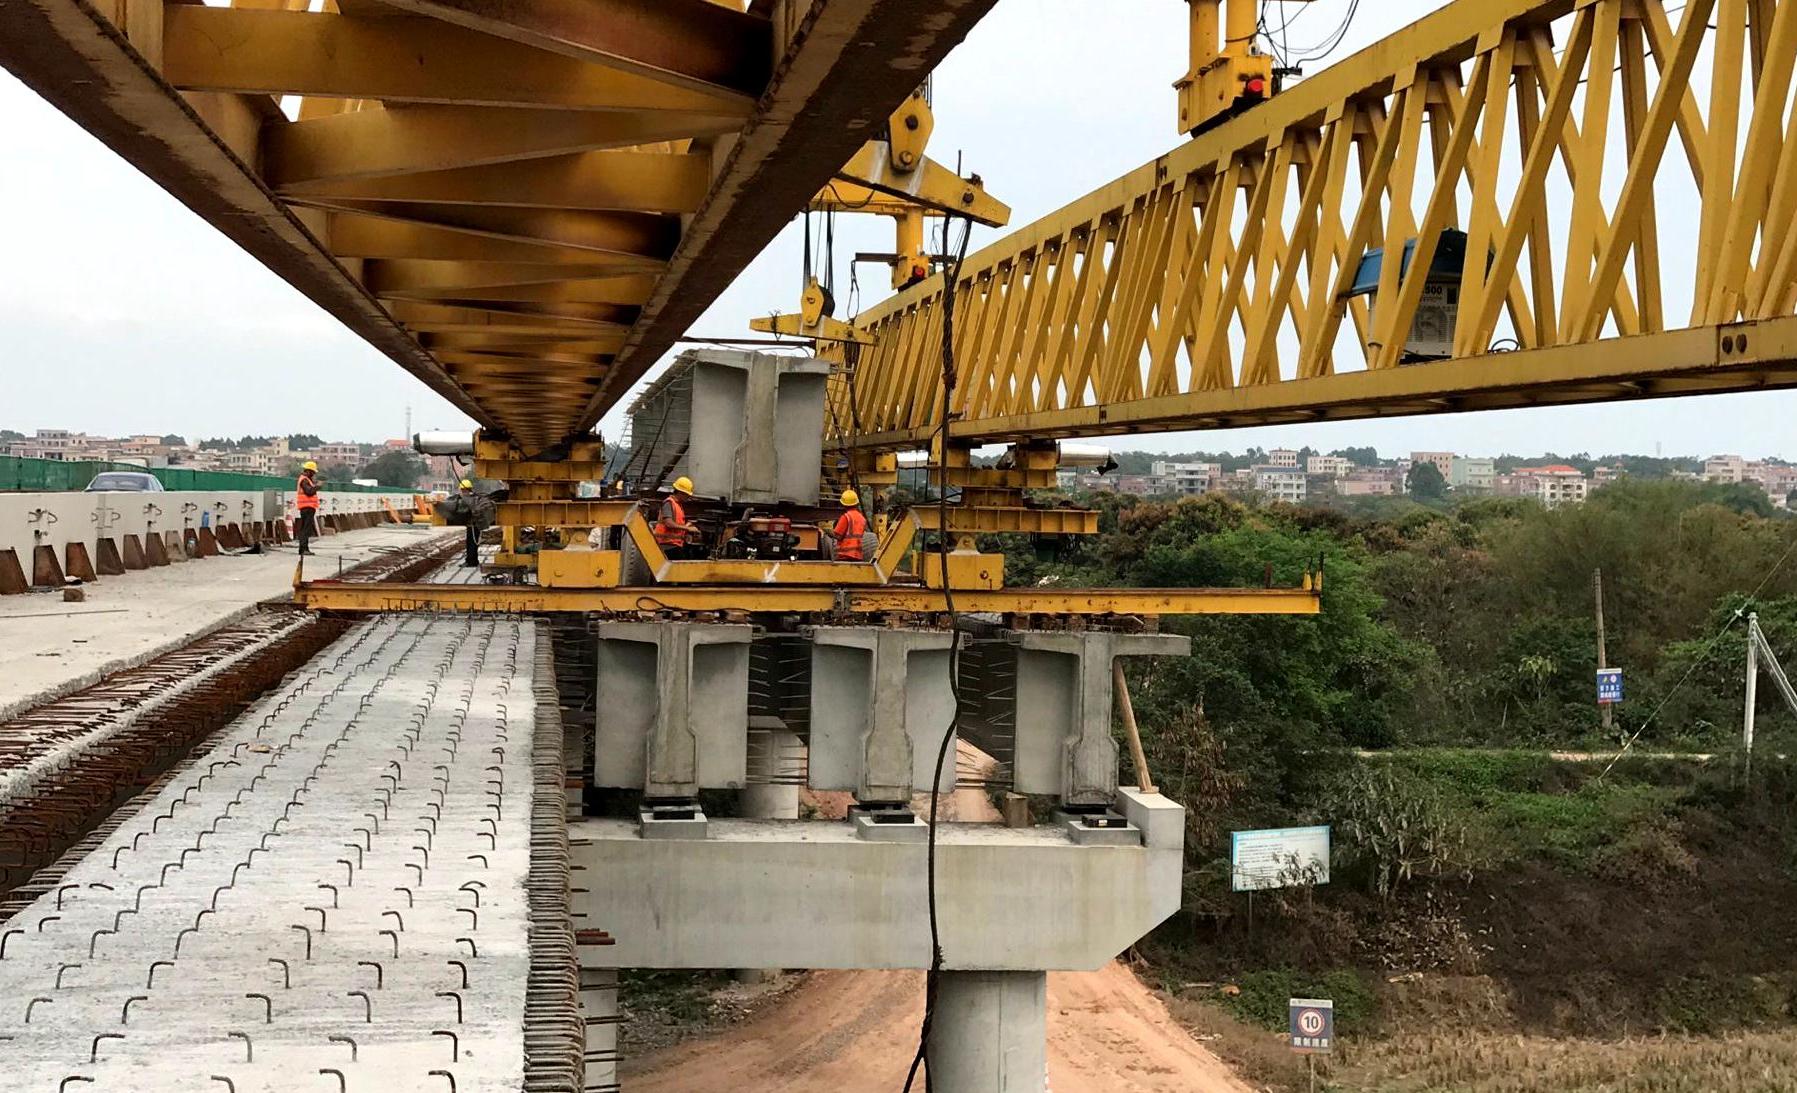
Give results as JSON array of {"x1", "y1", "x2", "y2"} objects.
[{"x1": 900, "y1": 210, "x2": 974, "y2": 1093}]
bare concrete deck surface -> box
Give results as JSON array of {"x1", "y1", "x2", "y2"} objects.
[
  {"x1": 0, "y1": 615, "x2": 540, "y2": 1092},
  {"x1": 0, "y1": 525, "x2": 456, "y2": 721}
]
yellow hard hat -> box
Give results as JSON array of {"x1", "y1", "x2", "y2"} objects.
[
  {"x1": 302, "y1": 460, "x2": 318, "y2": 471},
  {"x1": 672, "y1": 476, "x2": 694, "y2": 494},
  {"x1": 459, "y1": 479, "x2": 473, "y2": 489},
  {"x1": 841, "y1": 488, "x2": 860, "y2": 507}
]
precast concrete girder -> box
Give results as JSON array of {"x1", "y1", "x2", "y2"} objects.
[
  {"x1": 1009, "y1": 630, "x2": 1191, "y2": 808},
  {"x1": 570, "y1": 787, "x2": 1185, "y2": 971},
  {"x1": 806, "y1": 626, "x2": 956, "y2": 803},
  {"x1": 593, "y1": 620, "x2": 752, "y2": 798}
]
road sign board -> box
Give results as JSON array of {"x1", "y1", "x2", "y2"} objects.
[
  {"x1": 1231, "y1": 825, "x2": 1330, "y2": 891},
  {"x1": 1289, "y1": 998, "x2": 1334, "y2": 1054},
  {"x1": 1597, "y1": 667, "x2": 1623, "y2": 704}
]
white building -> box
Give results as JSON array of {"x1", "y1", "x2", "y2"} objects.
[
  {"x1": 1306, "y1": 455, "x2": 1352, "y2": 477},
  {"x1": 1253, "y1": 465, "x2": 1307, "y2": 504},
  {"x1": 1267, "y1": 448, "x2": 1300, "y2": 469},
  {"x1": 1149, "y1": 460, "x2": 1220, "y2": 496}
]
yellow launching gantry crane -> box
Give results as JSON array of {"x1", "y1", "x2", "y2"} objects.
[{"x1": 292, "y1": 0, "x2": 1797, "y2": 620}]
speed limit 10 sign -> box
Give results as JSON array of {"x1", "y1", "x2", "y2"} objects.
[{"x1": 1288, "y1": 998, "x2": 1334, "y2": 1054}]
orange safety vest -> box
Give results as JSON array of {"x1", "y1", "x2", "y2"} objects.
[
  {"x1": 295, "y1": 473, "x2": 321, "y2": 511},
  {"x1": 654, "y1": 495, "x2": 689, "y2": 546},
  {"x1": 833, "y1": 508, "x2": 868, "y2": 560}
]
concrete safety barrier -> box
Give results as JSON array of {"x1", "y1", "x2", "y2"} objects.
[{"x1": 0, "y1": 488, "x2": 419, "y2": 592}]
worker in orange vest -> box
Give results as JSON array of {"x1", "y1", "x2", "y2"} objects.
[
  {"x1": 824, "y1": 488, "x2": 869, "y2": 561},
  {"x1": 294, "y1": 460, "x2": 321, "y2": 556},
  {"x1": 654, "y1": 476, "x2": 702, "y2": 558}
]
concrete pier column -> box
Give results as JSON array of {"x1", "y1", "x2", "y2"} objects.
[
  {"x1": 580, "y1": 966, "x2": 620, "y2": 1093},
  {"x1": 926, "y1": 970, "x2": 1047, "y2": 1092}
]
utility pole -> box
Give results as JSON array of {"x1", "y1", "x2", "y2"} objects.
[
  {"x1": 1745, "y1": 612, "x2": 1759, "y2": 783},
  {"x1": 1594, "y1": 568, "x2": 1614, "y2": 742}
]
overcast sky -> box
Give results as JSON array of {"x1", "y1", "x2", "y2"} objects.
[{"x1": 2, "y1": 0, "x2": 1791, "y2": 459}]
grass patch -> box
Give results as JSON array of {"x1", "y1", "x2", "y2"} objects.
[{"x1": 1222, "y1": 968, "x2": 1378, "y2": 1034}]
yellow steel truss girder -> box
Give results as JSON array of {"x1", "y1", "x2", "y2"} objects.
[
  {"x1": 361, "y1": 0, "x2": 773, "y2": 100},
  {"x1": 318, "y1": 205, "x2": 678, "y2": 264},
  {"x1": 295, "y1": 581, "x2": 1322, "y2": 616},
  {"x1": 283, "y1": 151, "x2": 712, "y2": 214},
  {"x1": 840, "y1": 0, "x2": 1797, "y2": 450},
  {"x1": 161, "y1": 7, "x2": 752, "y2": 113},
  {"x1": 263, "y1": 105, "x2": 742, "y2": 188}
]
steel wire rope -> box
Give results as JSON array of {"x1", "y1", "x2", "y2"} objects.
[
  {"x1": 901, "y1": 208, "x2": 974, "y2": 1093},
  {"x1": 1598, "y1": 525, "x2": 1797, "y2": 779}
]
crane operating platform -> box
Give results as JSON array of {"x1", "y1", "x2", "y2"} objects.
[{"x1": 3, "y1": 0, "x2": 1796, "y2": 1089}]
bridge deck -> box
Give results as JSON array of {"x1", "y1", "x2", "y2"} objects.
[{"x1": 0, "y1": 615, "x2": 576, "y2": 1093}]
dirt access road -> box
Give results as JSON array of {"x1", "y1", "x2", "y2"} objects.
[
  {"x1": 626, "y1": 744, "x2": 1251, "y2": 1092},
  {"x1": 624, "y1": 963, "x2": 1252, "y2": 1092}
]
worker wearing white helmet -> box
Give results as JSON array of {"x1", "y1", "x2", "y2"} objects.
[{"x1": 823, "y1": 488, "x2": 869, "y2": 561}]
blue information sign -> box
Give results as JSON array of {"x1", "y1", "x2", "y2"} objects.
[{"x1": 1596, "y1": 668, "x2": 1623, "y2": 704}]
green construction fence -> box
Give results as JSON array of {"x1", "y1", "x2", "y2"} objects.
[{"x1": 0, "y1": 455, "x2": 400, "y2": 494}]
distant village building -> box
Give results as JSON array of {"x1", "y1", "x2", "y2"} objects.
[
  {"x1": 1306, "y1": 455, "x2": 1352, "y2": 477},
  {"x1": 1510, "y1": 464, "x2": 1590, "y2": 509},
  {"x1": 1266, "y1": 448, "x2": 1300, "y2": 469},
  {"x1": 1449, "y1": 456, "x2": 1494, "y2": 491},
  {"x1": 1253, "y1": 465, "x2": 1307, "y2": 504},
  {"x1": 1409, "y1": 451, "x2": 1456, "y2": 479},
  {"x1": 1704, "y1": 454, "x2": 1746, "y2": 482},
  {"x1": 1149, "y1": 460, "x2": 1220, "y2": 496},
  {"x1": 1337, "y1": 474, "x2": 1399, "y2": 496}
]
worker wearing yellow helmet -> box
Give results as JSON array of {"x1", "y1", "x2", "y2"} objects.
[
  {"x1": 824, "y1": 487, "x2": 868, "y2": 561},
  {"x1": 458, "y1": 477, "x2": 483, "y2": 567},
  {"x1": 653, "y1": 475, "x2": 702, "y2": 558},
  {"x1": 294, "y1": 460, "x2": 322, "y2": 557}
]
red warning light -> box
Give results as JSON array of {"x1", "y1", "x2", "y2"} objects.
[{"x1": 1246, "y1": 77, "x2": 1267, "y2": 96}]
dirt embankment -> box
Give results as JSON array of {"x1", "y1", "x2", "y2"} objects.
[{"x1": 624, "y1": 963, "x2": 1253, "y2": 1093}]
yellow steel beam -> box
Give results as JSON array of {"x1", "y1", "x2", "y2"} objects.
[
  {"x1": 161, "y1": 7, "x2": 752, "y2": 113},
  {"x1": 283, "y1": 151, "x2": 711, "y2": 213},
  {"x1": 310, "y1": 204, "x2": 678, "y2": 262},
  {"x1": 327, "y1": 214, "x2": 634, "y2": 264},
  {"x1": 379, "y1": 275, "x2": 658, "y2": 306},
  {"x1": 296, "y1": 581, "x2": 1323, "y2": 616},
  {"x1": 386, "y1": 301, "x2": 636, "y2": 329},
  {"x1": 842, "y1": 0, "x2": 1797, "y2": 450},
  {"x1": 264, "y1": 105, "x2": 742, "y2": 187},
  {"x1": 365, "y1": 258, "x2": 662, "y2": 294},
  {"x1": 363, "y1": 0, "x2": 773, "y2": 100},
  {"x1": 828, "y1": 143, "x2": 1011, "y2": 226},
  {"x1": 912, "y1": 506, "x2": 1099, "y2": 535}
]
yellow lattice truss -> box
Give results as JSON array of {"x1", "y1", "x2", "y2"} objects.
[{"x1": 841, "y1": 0, "x2": 1797, "y2": 450}]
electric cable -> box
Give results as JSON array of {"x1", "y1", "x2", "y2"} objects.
[
  {"x1": 1599, "y1": 527, "x2": 1797, "y2": 779},
  {"x1": 901, "y1": 209, "x2": 974, "y2": 1093}
]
